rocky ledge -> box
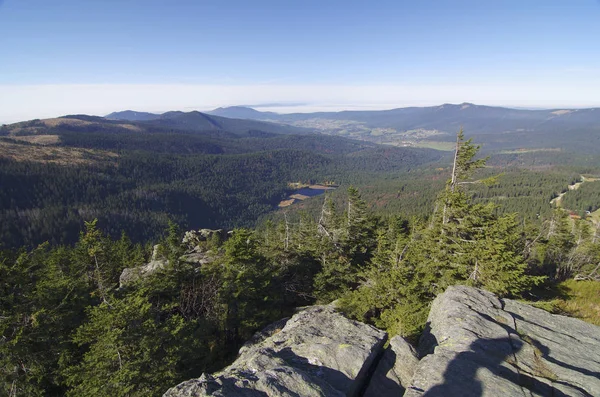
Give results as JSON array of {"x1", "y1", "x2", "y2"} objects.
[{"x1": 164, "y1": 286, "x2": 600, "y2": 397}]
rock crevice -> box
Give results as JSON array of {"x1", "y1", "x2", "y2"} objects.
[
  {"x1": 164, "y1": 306, "x2": 387, "y2": 397},
  {"x1": 165, "y1": 286, "x2": 600, "y2": 397},
  {"x1": 405, "y1": 286, "x2": 600, "y2": 397}
]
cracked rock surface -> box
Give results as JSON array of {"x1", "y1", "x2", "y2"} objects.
[
  {"x1": 164, "y1": 286, "x2": 600, "y2": 397},
  {"x1": 405, "y1": 285, "x2": 600, "y2": 397},
  {"x1": 363, "y1": 335, "x2": 419, "y2": 397},
  {"x1": 163, "y1": 306, "x2": 387, "y2": 397}
]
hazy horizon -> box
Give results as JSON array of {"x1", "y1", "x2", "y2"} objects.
[{"x1": 2, "y1": 96, "x2": 596, "y2": 125}]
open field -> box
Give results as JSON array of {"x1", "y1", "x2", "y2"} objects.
[
  {"x1": 0, "y1": 139, "x2": 118, "y2": 165},
  {"x1": 9, "y1": 134, "x2": 61, "y2": 145},
  {"x1": 411, "y1": 141, "x2": 455, "y2": 151},
  {"x1": 499, "y1": 148, "x2": 562, "y2": 154}
]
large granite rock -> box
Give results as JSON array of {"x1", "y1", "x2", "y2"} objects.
[
  {"x1": 119, "y1": 244, "x2": 169, "y2": 287},
  {"x1": 182, "y1": 229, "x2": 227, "y2": 250},
  {"x1": 119, "y1": 240, "x2": 219, "y2": 288},
  {"x1": 363, "y1": 335, "x2": 419, "y2": 397},
  {"x1": 404, "y1": 285, "x2": 600, "y2": 397},
  {"x1": 163, "y1": 285, "x2": 600, "y2": 397},
  {"x1": 163, "y1": 306, "x2": 387, "y2": 397}
]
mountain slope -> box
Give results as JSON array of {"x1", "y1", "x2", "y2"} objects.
[
  {"x1": 149, "y1": 111, "x2": 312, "y2": 135},
  {"x1": 203, "y1": 104, "x2": 600, "y2": 152},
  {"x1": 208, "y1": 106, "x2": 278, "y2": 120},
  {"x1": 106, "y1": 110, "x2": 161, "y2": 121},
  {"x1": 0, "y1": 113, "x2": 444, "y2": 247},
  {"x1": 105, "y1": 110, "x2": 313, "y2": 135}
]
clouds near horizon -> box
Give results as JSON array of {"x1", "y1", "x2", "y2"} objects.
[{"x1": 2, "y1": 82, "x2": 600, "y2": 123}]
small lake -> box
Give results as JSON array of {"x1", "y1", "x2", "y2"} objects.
[
  {"x1": 278, "y1": 184, "x2": 337, "y2": 207},
  {"x1": 295, "y1": 187, "x2": 329, "y2": 197}
]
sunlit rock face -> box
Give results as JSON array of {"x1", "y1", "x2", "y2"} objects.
[
  {"x1": 163, "y1": 305, "x2": 387, "y2": 397},
  {"x1": 164, "y1": 286, "x2": 600, "y2": 397},
  {"x1": 405, "y1": 286, "x2": 600, "y2": 397}
]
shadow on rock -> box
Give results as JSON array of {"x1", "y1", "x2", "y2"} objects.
[{"x1": 418, "y1": 325, "x2": 589, "y2": 396}]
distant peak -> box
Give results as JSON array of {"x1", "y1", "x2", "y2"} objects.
[{"x1": 212, "y1": 106, "x2": 259, "y2": 112}]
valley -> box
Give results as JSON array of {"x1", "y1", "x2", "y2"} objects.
[
  {"x1": 0, "y1": 111, "x2": 444, "y2": 248},
  {"x1": 5, "y1": 104, "x2": 600, "y2": 248},
  {"x1": 4, "y1": 105, "x2": 600, "y2": 397},
  {"x1": 206, "y1": 103, "x2": 600, "y2": 154}
]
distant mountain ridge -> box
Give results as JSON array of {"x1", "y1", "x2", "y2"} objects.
[
  {"x1": 101, "y1": 103, "x2": 600, "y2": 153},
  {"x1": 106, "y1": 110, "x2": 161, "y2": 121},
  {"x1": 108, "y1": 103, "x2": 600, "y2": 135},
  {"x1": 105, "y1": 109, "x2": 312, "y2": 136},
  {"x1": 208, "y1": 106, "x2": 279, "y2": 119},
  {"x1": 205, "y1": 103, "x2": 600, "y2": 132}
]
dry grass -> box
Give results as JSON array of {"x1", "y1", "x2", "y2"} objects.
[
  {"x1": 42, "y1": 118, "x2": 143, "y2": 131},
  {"x1": 551, "y1": 110, "x2": 574, "y2": 116},
  {"x1": 308, "y1": 184, "x2": 337, "y2": 190},
  {"x1": 0, "y1": 140, "x2": 118, "y2": 165},
  {"x1": 526, "y1": 280, "x2": 600, "y2": 326},
  {"x1": 555, "y1": 280, "x2": 600, "y2": 326},
  {"x1": 7, "y1": 117, "x2": 143, "y2": 135},
  {"x1": 289, "y1": 194, "x2": 310, "y2": 200},
  {"x1": 41, "y1": 118, "x2": 93, "y2": 127},
  {"x1": 278, "y1": 199, "x2": 295, "y2": 208},
  {"x1": 9, "y1": 135, "x2": 60, "y2": 145}
]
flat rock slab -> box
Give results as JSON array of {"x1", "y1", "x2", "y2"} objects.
[
  {"x1": 164, "y1": 306, "x2": 387, "y2": 397},
  {"x1": 405, "y1": 285, "x2": 600, "y2": 397}
]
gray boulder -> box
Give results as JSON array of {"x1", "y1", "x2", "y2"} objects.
[
  {"x1": 163, "y1": 306, "x2": 387, "y2": 397},
  {"x1": 404, "y1": 285, "x2": 600, "y2": 397},
  {"x1": 120, "y1": 240, "x2": 220, "y2": 288},
  {"x1": 179, "y1": 250, "x2": 215, "y2": 266},
  {"x1": 162, "y1": 285, "x2": 600, "y2": 396},
  {"x1": 363, "y1": 335, "x2": 419, "y2": 397},
  {"x1": 182, "y1": 229, "x2": 227, "y2": 249},
  {"x1": 119, "y1": 244, "x2": 168, "y2": 287}
]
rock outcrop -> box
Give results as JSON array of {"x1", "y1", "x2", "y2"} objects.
[
  {"x1": 164, "y1": 306, "x2": 387, "y2": 397},
  {"x1": 164, "y1": 286, "x2": 600, "y2": 397},
  {"x1": 120, "y1": 229, "x2": 226, "y2": 287},
  {"x1": 119, "y1": 244, "x2": 169, "y2": 287},
  {"x1": 363, "y1": 336, "x2": 419, "y2": 397},
  {"x1": 182, "y1": 229, "x2": 227, "y2": 249},
  {"x1": 405, "y1": 285, "x2": 600, "y2": 397}
]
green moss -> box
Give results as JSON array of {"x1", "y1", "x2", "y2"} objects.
[{"x1": 517, "y1": 332, "x2": 558, "y2": 382}]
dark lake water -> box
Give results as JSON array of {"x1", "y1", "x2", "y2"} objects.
[{"x1": 295, "y1": 187, "x2": 329, "y2": 197}]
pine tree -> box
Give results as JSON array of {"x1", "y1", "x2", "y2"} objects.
[
  {"x1": 220, "y1": 229, "x2": 279, "y2": 342},
  {"x1": 313, "y1": 187, "x2": 377, "y2": 302},
  {"x1": 340, "y1": 131, "x2": 544, "y2": 342}
]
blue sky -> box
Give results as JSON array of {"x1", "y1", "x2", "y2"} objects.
[{"x1": 1, "y1": 0, "x2": 600, "y2": 121}]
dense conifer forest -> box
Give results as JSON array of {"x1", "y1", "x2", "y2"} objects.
[
  {"x1": 0, "y1": 116, "x2": 443, "y2": 248},
  {"x1": 3, "y1": 127, "x2": 600, "y2": 396}
]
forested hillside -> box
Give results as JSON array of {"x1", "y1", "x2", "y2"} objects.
[
  {"x1": 0, "y1": 115, "x2": 443, "y2": 248},
  {"x1": 3, "y1": 110, "x2": 599, "y2": 249},
  {"x1": 205, "y1": 104, "x2": 600, "y2": 153},
  {"x1": 3, "y1": 132, "x2": 599, "y2": 396}
]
